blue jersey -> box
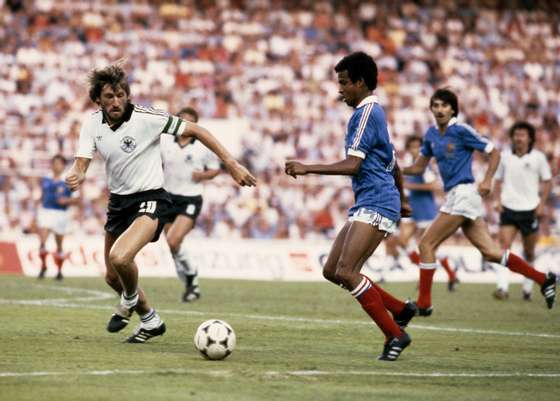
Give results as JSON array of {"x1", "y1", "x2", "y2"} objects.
[
  {"x1": 345, "y1": 96, "x2": 400, "y2": 222},
  {"x1": 41, "y1": 177, "x2": 72, "y2": 211},
  {"x1": 420, "y1": 118, "x2": 493, "y2": 192},
  {"x1": 406, "y1": 168, "x2": 437, "y2": 222}
]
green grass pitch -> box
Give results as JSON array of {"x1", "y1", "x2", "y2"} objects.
[{"x1": 1, "y1": 275, "x2": 558, "y2": 401}]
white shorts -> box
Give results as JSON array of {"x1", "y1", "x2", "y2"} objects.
[
  {"x1": 400, "y1": 217, "x2": 433, "y2": 230},
  {"x1": 440, "y1": 183, "x2": 484, "y2": 220},
  {"x1": 37, "y1": 207, "x2": 70, "y2": 235},
  {"x1": 349, "y1": 207, "x2": 397, "y2": 236}
]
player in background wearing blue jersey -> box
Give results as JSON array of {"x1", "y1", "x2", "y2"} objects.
[
  {"x1": 385, "y1": 136, "x2": 459, "y2": 291},
  {"x1": 37, "y1": 155, "x2": 78, "y2": 280},
  {"x1": 285, "y1": 52, "x2": 416, "y2": 361},
  {"x1": 403, "y1": 88, "x2": 556, "y2": 314}
]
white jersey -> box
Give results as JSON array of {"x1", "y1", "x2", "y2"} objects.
[
  {"x1": 76, "y1": 104, "x2": 186, "y2": 195},
  {"x1": 495, "y1": 149, "x2": 552, "y2": 211},
  {"x1": 161, "y1": 135, "x2": 220, "y2": 197}
]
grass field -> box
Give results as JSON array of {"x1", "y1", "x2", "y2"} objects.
[{"x1": 1, "y1": 275, "x2": 559, "y2": 401}]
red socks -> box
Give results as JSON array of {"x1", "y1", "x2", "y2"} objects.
[
  {"x1": 351, "y1": 276, "x2": 402, "y2": 339},
  {"x1": 503, "y1": 251, "x2": 546, "y2": 286},
  {"x1": 410, "y1": 250, "x2": 456, "y2": 282},
  {"x1": 408, "y1": 250, "x2": 421, "y2": 265},
  {"x1": 39, "y1": 248, "x2": 48, "y2": 269},
  {"x1": 440, "y1": 257, "x2": 456, "y2": 281},
  {"x1": 372, "y1": 282, "x2": 405, "y2": 316},
  {"x1": 417, "y1": 264, "x2": 437, "y2": 308},
  {"x1": 54, "y1": 252, "x2": 65, "y2": 272}
]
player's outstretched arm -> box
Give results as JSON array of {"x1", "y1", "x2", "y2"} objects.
[
  {"x1": 478, "y1": 148, "x2": 500, "y2": 197},
  {"x1": 284, "y1": 156, "x2": 362, "y2": 179},
  {"x1": 65, "y1": 157, "x2": 91, "y2": 192},
  {"x1": 180, "y1": 122, "x2": 256, "y2": 187},
  {"x1": 402, "y1": 155, "x2": 429, "y2": 176}
]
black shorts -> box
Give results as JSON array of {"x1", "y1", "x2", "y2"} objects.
[
  {"x1": 499, "y1": 207, "x2": 539, "y2": 236},
  {"x1": 105, "y1": 188, "x2": 172, "y2": 242},
  {"x1": 164, "y1": 194, "x2": 203, "y2": 224}
]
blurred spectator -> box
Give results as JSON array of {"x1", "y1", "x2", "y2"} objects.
[{"x1": 1, "y1": 0, "x2": 559, "y2": 240}]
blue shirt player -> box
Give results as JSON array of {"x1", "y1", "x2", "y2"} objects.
[
  {"x1": 37, "y1": 155, "x2": 77, "y2": 280},
  {"x1": 404, "y1": 88, "x2": 556, "y2": 315},
  {"x1": 285, "y1": 51, "x2": 416, "y2": 362}
]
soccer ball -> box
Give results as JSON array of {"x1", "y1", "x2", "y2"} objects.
[{"x1": 194, "y1": 319, "x2": 236, "y2": 360}]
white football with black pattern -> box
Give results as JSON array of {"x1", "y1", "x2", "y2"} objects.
[{"x1": 194, "y1": 319, "x2": 236, "y2": 360}]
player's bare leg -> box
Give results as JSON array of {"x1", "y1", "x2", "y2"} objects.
[
  {"x1": 53, "y1": 234, "x2": 65, "y2": 280},
  {"x1": 463, "y1": 218, "x2": 555, "y2": 309},
  {"x1": 165, "y1": 216, "x2": 199, "y2": 302},
  {"x1": 494, "y1": 225, "x2": 518, "y2": 300},
  {"x1": 107, "y1": 216, "x2": 167, "y2": 342},
  {"x1": 104, "y1": 220, "x2": 160, "y2": 338},
  {"x1": 37, "y1": 228, "x2": 50, "y2": 279},
  {"x1": 334, "y1": 221, "x2": 411, "y2": 361},
  {"x1": 322, "y1": 222, "x2": 350, "y2": 286},
  {"x1": 416, "y1": 213, "x2": 464, "y2": 312}
]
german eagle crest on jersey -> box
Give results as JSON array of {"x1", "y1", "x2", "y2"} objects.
[{"x1": 120, "y1": 136, "x2": 136, "y2": 153}]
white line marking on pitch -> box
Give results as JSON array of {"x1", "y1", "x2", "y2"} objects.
[
  {"x1": 1, "y1": 368, "x2": 559, "y2": 379},
  {"x1": 1, "y1": 285, "x2": 559, "y2": 339}
]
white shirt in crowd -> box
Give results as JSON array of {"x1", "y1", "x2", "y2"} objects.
[
  {"x1": 495, "y1": 149, "x2": 551, "y2": 211},
  {"x1": 161, "y1": 136, "x2": 220, "y2": 197},
  {"x1": 76, "y1": 104, "x2": 185, "y2": 195}
]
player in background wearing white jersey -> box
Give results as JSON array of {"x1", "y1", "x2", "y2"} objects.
[
  {"x1": 161, "y1": 107, "x2": 221, "y2": 302},
  {"x1": 65, "y1": 65, "x2": 256, "y2": 343},
  {"x1": 492, "y1": 122, "x2": 552, "y2": 301}
]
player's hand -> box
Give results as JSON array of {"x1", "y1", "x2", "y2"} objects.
[
  {"x1": 191, "y1": 171, "x2": 205, "y2": 183},
  {"x1": 284, "y1": 161, "x2": 307, "y2": 178},
  {"x1": 478, "y1": 180, "x2": 492, "y2": 198},
  {"x1": 225, "y1": 160, "x2": 256, "y2": 187},
  {"x1": 65, "y1": 170, "x2": 85, "y2": 192},
  {"x1": 536, "y1": 202, "x2": 545, "y2": 219},
  {"x1": 495, "y1": 203, "x2": 503, "y2": 213},
  {"x1": 400, "y1": 200, "x2": 413, "y2": 218}
]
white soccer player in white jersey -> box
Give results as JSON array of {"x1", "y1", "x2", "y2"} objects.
[
  {"x1": 161, "y1": 107, "x2": 220, "y2": 303},
  {"x1": 493, "y1": 121, "x2": 552, "y2": 301},
  {"x1": 65, "y1": 64, "x2": 256, "y2": 343}
]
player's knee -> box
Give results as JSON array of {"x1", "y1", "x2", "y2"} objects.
[
  {"x1": 418, "y1": 239, "x2": 433, "y2": 257},
  {"x1": 322, "y1": 267, "x2": 336, "y2": 283},
  {"x1": 108, "y1": 249, "x2": 131, "y2": 270},
  {"x1": 334, "y1": 264, "x2": 352, "y2": 287}
]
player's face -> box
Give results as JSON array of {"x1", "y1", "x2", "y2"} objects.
[
  {"x1": 512, "y1": 128, "x2": 530, "y2": 154},
  {"x1": 98, "y1": 84, "x2": 129, "y2": 123},
  {"x1": 51, "y1": 158, "x2": 65, "y2": 175},
  {"x1": 430, "y1": 99, "x2": 454, "y2": 127},
  {"x1": 407, "y1": 140, "x2": 421, "y2": 158},
  {"x1": 337, "y1": 70, "x2": 361, "y2": 107}
]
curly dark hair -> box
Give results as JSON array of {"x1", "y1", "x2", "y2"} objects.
[
  {"x1": 334, "y1": 51, "x2": 378, "y2": 91},
  {"x1": 88, "y1": 64, "x2": 130, "y2": 103},
  {"x1": 430, "y1": 88, "x2": 459, "y2": 117},
  {"x1": 509, "y1": 121, "x2": 536, "y2": 152}
]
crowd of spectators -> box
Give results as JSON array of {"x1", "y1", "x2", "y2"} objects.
[{"x1": 1, "y1": 0, "x2": 560, "y2": 242}]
